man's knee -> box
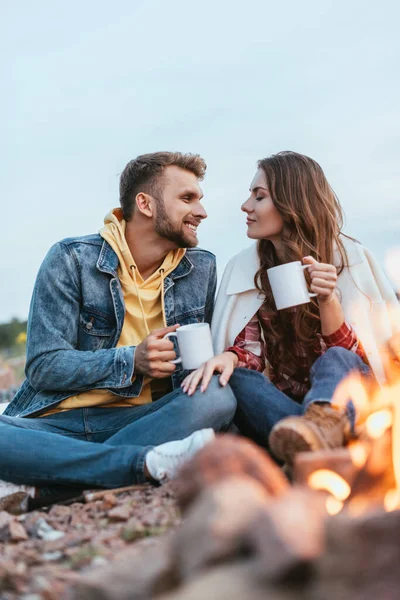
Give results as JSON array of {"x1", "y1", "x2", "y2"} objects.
[{"x1": 193, "y1": 376, "x2": 237, "y2": 425}]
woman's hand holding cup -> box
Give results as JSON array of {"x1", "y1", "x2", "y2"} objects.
[
  {"x1": 181, "y1": 352, "x2": 238, "y2": 396},
  {"x1": 302, "y1": 256, "x2": 338, "y2": 305}
]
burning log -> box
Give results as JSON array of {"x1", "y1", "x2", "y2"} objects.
[{"x1": 293, "y1": 448, "x2": 359, "y2": 487}]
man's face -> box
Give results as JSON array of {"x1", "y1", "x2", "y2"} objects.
[{"x1": 153, "y1": 165, "x2": 207, "y2": 248}]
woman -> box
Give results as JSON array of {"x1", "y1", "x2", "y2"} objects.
[{"x1": 182, "y1": 151, "x2": 398, "y2": 465}]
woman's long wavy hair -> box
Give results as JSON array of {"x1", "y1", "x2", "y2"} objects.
[{"x1": 254, "y1": 151, "x2": 349, "y2": 363}]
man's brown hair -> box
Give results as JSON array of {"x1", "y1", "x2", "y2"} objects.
[{"x1": 119, "y1": 152, "x2": 207, "y2": 221}]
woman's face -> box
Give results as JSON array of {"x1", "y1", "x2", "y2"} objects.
[{"x1": 241, "y1": 169, "x2": 284, "y2": 242}]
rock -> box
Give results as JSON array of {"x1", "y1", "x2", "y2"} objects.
[
  {"x1": 70, "y1": 534, "x2": 177, "y2": 600},
  {"x1": 48, "y1": 504, "x2": 72, "y2": 521},
  {"x1": 9, "y1": 519, "x2": 29, "y2": 542},
  {"x1": 101, "y1": 492, "x2": 118, "y2": 510},
  {"x1": 0, "y1": 482, "x2": 180, "y2": 597},
  {"x1": 157, "y1": 560, "x2": 300, "y2": 600},
  {"x1": 0, "y1": 509, "x2": 13, "y2": 525},
  {"x1": 0, "y1": 490, "x2": 30, "y2": 515},
  {"x1": 174, "y1": 477, "x2": 327, "y2": 585},
  {"x1": 173, "y1": 434, "x2": 289, "y2": 512},
  {"x1": 107, "y1": 503, "x2": 132, "y2": 521},
  {"x1": 248, "y1": 486, "x2": 327, "y2": 581},
  {"x1": 173, "y1": 475, "x2": 272, "y2": 581},
  {"x1": 310, "y1": 508, "x2": 400, "y2": 600},
  {"x1": 34, "y1": 518, "x2": 65, "y2": 541},
  {"x1": 0, "y1": 512, "x2": 29, "y2": 542},
  {"x1": 42, "y1": 551, "x2": 64, "y2": 561}
]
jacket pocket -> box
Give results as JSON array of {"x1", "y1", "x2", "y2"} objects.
[{"x1": 78, "y1": 308, "x2": 115, "y2": 350}]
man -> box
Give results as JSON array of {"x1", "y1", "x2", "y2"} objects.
[{"x1": 0, "y1": 152, "x2": 236, "y2": 503}]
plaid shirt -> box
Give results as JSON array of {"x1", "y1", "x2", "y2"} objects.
[{"x1": 226, "y1": 305, "x2": 367, "y2": 402}]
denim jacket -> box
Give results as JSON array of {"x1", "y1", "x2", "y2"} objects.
[{"x1": 5, "y1": 234, "x2": 217, "y2": 418}]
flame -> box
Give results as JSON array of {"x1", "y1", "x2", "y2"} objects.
[
  {"x1": 365, "y1": 409, "x2": 393, "y2": 439},
  {"x1": 391, "y1": 386, "x2": 400, "y2": 498},
  {"x1": 325, "y1": 496, "x2": 344, "y2": 516},
  {"x1": 308, "y1": 469, "x2": 351, "y2": 501},
  {"x1": 384, "y1": 489, "x2": 400, "y2": 512},
  {"x1": 331, "y1": 371, "x2": 370, "y2": 425},
  {"x1": 347, "y1": 441, "x2": 368, "y2": 468}
]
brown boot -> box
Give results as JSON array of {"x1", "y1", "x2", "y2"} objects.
[{"x1": 268, "y1": 403, "x2": 350, "y2": 465}]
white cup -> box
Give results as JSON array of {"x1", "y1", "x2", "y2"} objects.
[
  {"x1": 164, "y1": 323, "x2": 214, "y2": 370},
  {"x1": 267, "y1": 261, "x2": 317, "y2": 310}
]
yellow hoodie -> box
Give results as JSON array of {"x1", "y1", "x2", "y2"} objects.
[{"x1": 43, "y1": 209, "x2": 185, "y2": 415}]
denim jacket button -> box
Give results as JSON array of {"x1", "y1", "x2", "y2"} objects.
[{"x1": 86, "y1": 322, "x2": 93, "y2": 330}]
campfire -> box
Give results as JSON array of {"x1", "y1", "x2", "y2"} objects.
[
  {"x1": 303, "y1": 296, "x2": 400, "y2": 517},
  {"x1": 302, "y1": 370, "x2": 400, "y2": 516}
]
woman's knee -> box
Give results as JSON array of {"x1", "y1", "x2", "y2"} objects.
[
  {"x1": 312, "y1": 346, "x2": 369, "y2": 377},
  {"x1": 229, "y1": 368, "x2": 269, "y2": 394},
  {"x1": 229, "y1": 369, "x2": 274, "y2": 406},
  {"x1": 323, "y1": 346, "x2": 365, "y2": 367}
]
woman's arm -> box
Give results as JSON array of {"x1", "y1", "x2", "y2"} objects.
[
  {"x1": 320, "y1": 321, "x2": 367, "y2": 362},
  {"x1": 318, "y1": 293, "x2": 345, "y2": 336},
  {"x1": 182, "y1": 314, "x2": 265, "y2": 395},
  {"x1": 303, "y1": 255, "x2": 345, "y2": 335},
  {"x1": 303, "y1": 256, "x2": 367, "y2": 361}
]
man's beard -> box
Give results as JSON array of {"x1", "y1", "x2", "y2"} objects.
[{"x1": 154, "y1": 197, "x2": 198, "y2": 248}]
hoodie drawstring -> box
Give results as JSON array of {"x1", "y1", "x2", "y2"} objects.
[
  {"x1": 159, "y1": 269, "x2": 166, "y2": 326},
  {"x1": 130, "y1": 265, "x2": 150, "y2": 336}
]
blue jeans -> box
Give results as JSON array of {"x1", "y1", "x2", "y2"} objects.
[
  {"x1": 229, "y1": 347, "x2": 371, "y2": 449},
  {"x1": 0, "y1": 377, "x2": 236, "y2": 489}
]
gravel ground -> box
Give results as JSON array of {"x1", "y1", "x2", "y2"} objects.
[{"x1": 0, "y1": 483, "x2": 179, "y2": 599}]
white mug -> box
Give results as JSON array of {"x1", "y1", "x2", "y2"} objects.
[
  {"x1": 267, "y1": 261, "x2": 317, "y2": 310},
  {"x1": 164, "y1": 323, "x2": 214, "y2": 370}
]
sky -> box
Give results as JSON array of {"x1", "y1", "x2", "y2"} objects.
[{"x1": 1, "y1": 0, "x2": 399, "y2": 322}]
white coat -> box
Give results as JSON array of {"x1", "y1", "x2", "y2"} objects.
[{"x1": 211, "y1": 237, "x2": 399, "y2": 384}]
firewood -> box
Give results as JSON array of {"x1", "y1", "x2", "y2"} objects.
[{"x1": 293, "y1": 448, "x2": 359, "y2": 487}]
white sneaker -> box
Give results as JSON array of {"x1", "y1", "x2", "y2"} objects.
[{"x1": 145, "y1": 429, "x2": 215, "y2": 483}]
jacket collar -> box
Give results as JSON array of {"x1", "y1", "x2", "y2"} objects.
[
  {"x1": 167, "y1": 254, "x2": 194, "y2": 279},
  {"x1": 97, "y1": 240, "x2": 120, "y2": 276},
  {"x1": 96, "y1": 239, "x2": 194, "y2": 279},
  {"x1": 226, "y1": 243, "x2": 260, "y2": 296}
]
